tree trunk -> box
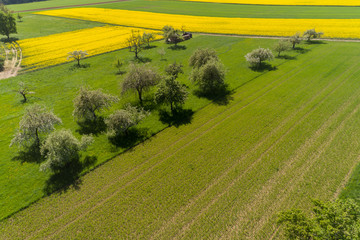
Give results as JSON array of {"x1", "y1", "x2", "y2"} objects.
[
  {"x1": 77, "y1": 58, "x2": 80, "y2": 67},
  {"x1": 35, "y1": 128, "x2": 40, "y2": 147},
  {"x1": 22, "y1": 93, "x2": 27, "y2": 102},
  {"x1": 170, "y1": 102, "x2": 173, "y2": 112},
  {"x1": 138, "y1": 89, "x2": 143, "y2": 105},
  {"x1": 292, "y1": 43, "x2": 295, "y2": 49}
]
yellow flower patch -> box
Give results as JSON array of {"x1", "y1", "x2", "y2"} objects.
[
  {"x1": 19, "y1": 25, "x2": 160, "y2": 70},
  {"x1": 37, "y1": 8, "x2": 360, "y2": 39}
]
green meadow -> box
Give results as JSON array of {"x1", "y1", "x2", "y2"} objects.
[
  {"x1": 2, "y1": 37, "x2": 360, "y2": 238},
  {"x1": 1, "y1": 0, "x2": 360, "y2": 238}
]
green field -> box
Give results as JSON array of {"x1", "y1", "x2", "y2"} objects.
[
  {"x1": 2, "y1": 0, "x2": 360, "y2": 238},
  {"x1": 14, "y1": 14, "x2": 104, "y2": 40},
  {"x1": 0, "y1": 34, "x2": 299, "y2": 221},
  {"x1": 2, "y1": 36, "x2": 360, "y2": 238},
  {"x1": 10, "y1": 0, "x2": 360, "y2": 19}
]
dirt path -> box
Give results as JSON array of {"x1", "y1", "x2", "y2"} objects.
[
  {"x1": 15, "y1": 0, "x2": 128, "y2": 13},
  {"x1": 0, "y1": 42, "x2": 22, "y2": 80}
]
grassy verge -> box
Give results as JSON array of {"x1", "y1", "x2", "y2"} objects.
[{"x1": 1, "y1": 39, "x2": 360, "y2": 238}]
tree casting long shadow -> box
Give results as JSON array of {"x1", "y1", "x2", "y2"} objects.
[
  {"x1": 76, "y1": 117, "x2": 106, "y2": 135},
  {"x1": 159, "y1": 108, "x2": 194, "y2": 127},
  {"x1": 12, "y1": 142, "x2": 43, "y2": 164},
  {"x1": 108, "y1": 127, "x2": 149, "y2": 148},
  {"x1": 249, "y1": 62, "x2": 277, "y2": 72},
  {"x1": 43, "y1": 155, "x2": 97, "y2": 195},
  {"x1": 194, "y1": 85, "x2": 234, "y2": 106}
]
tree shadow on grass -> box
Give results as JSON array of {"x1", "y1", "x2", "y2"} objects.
[
  {"x1": 1, "y1": 37, "x2": 19, "y2": 43},
  {"x1": 76, "y1": 117, "x2": 106, "y2": 136},
  {"x1": 249, "y1": 63, "x2": 277, "y2": 72},
  {"x1": 293, "y1": 47, "x2": 311, "y2": 54},
  {"x1": 132, "y1": 57, "x2": 152, "y2": 63},
  {"x1": 115, "y1": 70, "x2": 126, "y2": 75},
  {"x1": 69, "y1": 63, "x2": 90, "y2": 71},
  {"x1": 304, "y1": 40, "x2": 327, "y2": 45},
  {"x1": 108, "y1": 127, "x2": 149, "y2": 149},
  {"x1": 12, "y1": 142, "x2": 43, "y2": 164},
  {"x1": 168, "y1": 45, "x2": 187, "y2": 51},
  {"x1": 159, "y1": 108, "x2": 194, "y2": 127},
  {"x1": 194, "y1": 85, "x2": 234, "y2": 106},
  {"x1": 276, "y1": 54, "x2": 297, "y2": 60},
  {"x1": 144, "y1": 45, "x2": 157, "y2": 50},
  {"x1": 43, "y1": 155, "x2": 97, "y2": 195}
]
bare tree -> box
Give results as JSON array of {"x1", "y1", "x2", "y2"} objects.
[
  {"x1": 289, "y1": 33, "x2": 301, "y2": 49},
  {"x1": 126, "y1": 30, "x2": 143, "y2": 59},
  {"x1": 274, "y1": 40, "x2": 291, "y2": 57},
  {"x1": 67, "y1": 50, "x2": 88, "y2": 67},
  {"x1": 142, "y1": 32, "x2": 156, "y2": 47},
  {"x1": 14, "y1": 82, "x2": 35, "y2": 102}
]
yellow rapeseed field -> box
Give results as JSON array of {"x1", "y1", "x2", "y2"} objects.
[
  {"x1": 180, "y1": 0, "x2": 360, "y2": 6},
  {"x1": 37, "y1": 8, "x2": 360, "y2": 39},
  {"x1": 19, "y1": 25, "x2": 160, "y2": 70}
]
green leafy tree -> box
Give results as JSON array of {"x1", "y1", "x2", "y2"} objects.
[
  {"x1": 289, "y1": 33, "x2": 302, "y2": 49},
  {"x1": 274, "y1": 40, "x2": 291, "y2": 57},
  {"x1": 14, "y1": 81, "x2": 35, "y2": 103},
  {"x1": 245, "y1": 47, "x2": 274, "y2": 68},
  {"x1": 142, "y1": 32, "x2": 156, "y2": 47},
  {"x1": 73, "y1": 86, "x2": 119, "y2": 122},
  {"x1": 67, "y1": 50, "x2": 88, "y2": 67},
  {"x1": 105, "y1": 104, "x2": 149, "y2": 137},
  {"x1": 122, "y1": 63, "x2": 160, "y2": 105},
  {"x1": 126, "y1": 30, "x2": 143, "y2": 59},
  {"x1": 162, "y1": 25, "x2": 183, "y2": 46},
  {"x1": 155, "y1": 77, "x2": 188, "y2": 112},
  {"x1": 10, "y1": 104, "x2": 62, "y2": 148},
  {"x1": 0, "y1": 11, "x2": 17, "y2": 40},
  {"x1": 189, "y1": 48, "x2": 218, "y2": 69},
  {"x1": 190, "y1": 58, "x2": 226, "y2": 93},
  {"x1": 40, "y1": 129, "x2": 93, "y2": 172},
  {"x1": 165, "y1": 62, "x2": 184, "y2": 80},
  {"x1": 303, "y1": 28, "x2": 324, "y2": 41},
  {"x1": 278, "y1": 199, "x2": 360, "y2": 240}
]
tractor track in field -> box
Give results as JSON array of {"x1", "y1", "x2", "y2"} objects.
[
  {"x1": 152, "y1": 48, "x2": 339, "y2": 239},
  {"x1": 0, "y1": 42, "x2": 22, "y2": 80},
  {"x1": 27, "y1": 40, "x2": 323, "y2": 240},
  {"x1": 166, "y1": 54, "x2": 359, "y2": 240},
  {"x1": 221, "y1": 69, "x2": 360, "y2": 239},
  {"x1": 15, "y1": 0, "x2": 128, "y2": 13}
]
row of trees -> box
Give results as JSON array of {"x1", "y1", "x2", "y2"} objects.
[
  {"x1": 10, "y1": 104, "x2": 93, "y2": 172},
  {"x1": 245, "y1": 29, "x2": 324, "y2": 69},
  {"x1": 125, "y1": 25, "x2": 186, "y2": 59}
]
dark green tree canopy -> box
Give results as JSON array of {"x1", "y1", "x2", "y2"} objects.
[
  {"x1": 278, "y1": 199, "x2": 360, "y2": 240},
  {"x1": 40, "y1": 129, "x2": 93, "y2": 172},
  {"x1": 165, "y1": 62, "x2": 184, "y2": 80},
  {"x1": 155, "y1": 77, "x2": 188, "y2": 112},
  {"x1": 0, "y1": 10, "x2": 17, "y2": 40},
  {"x1": 105, "y1": 104, "x2": 149, "y2": 137},
  {"x1": 190, "y1": 58, "x2": 226, "y2": 93}
]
